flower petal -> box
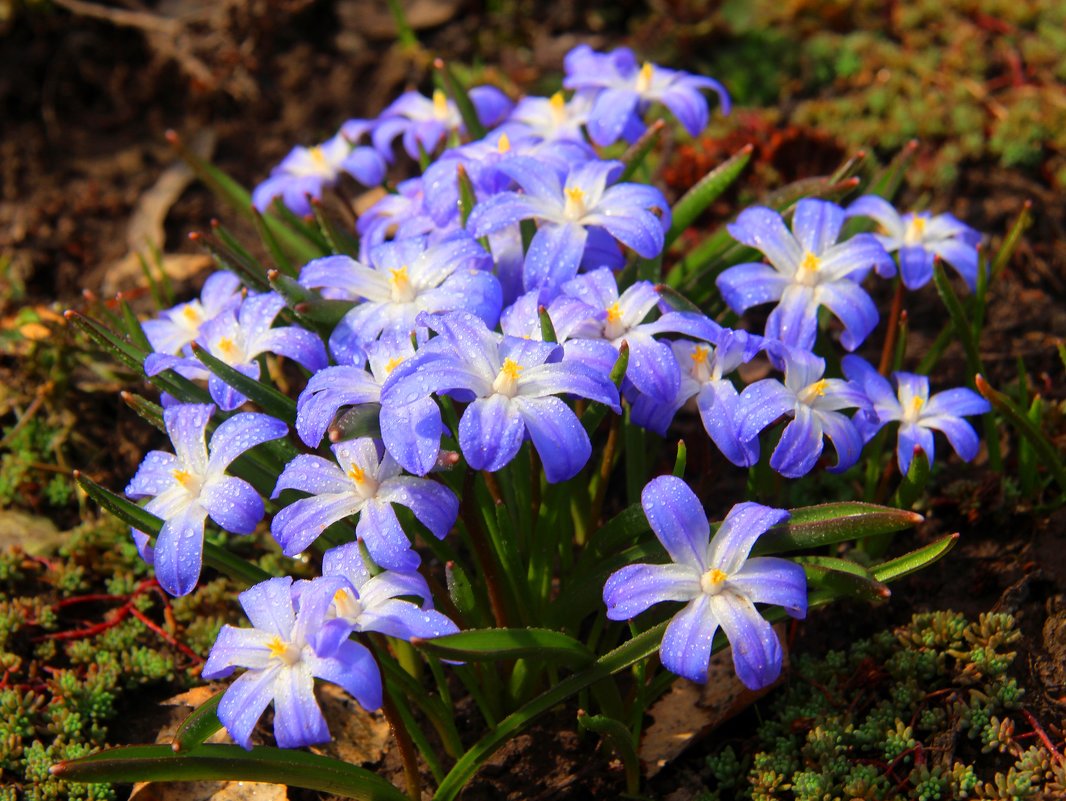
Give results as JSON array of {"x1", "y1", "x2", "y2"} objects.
[
  {"x1": 711, "y1": 593, "x2": 783, "y2": 690},
  {"x1": 458, "y1": 394, "x2": 526, "y2": 473},
  {"x1": 603, "y1": 563, "x2": 700, "y2": 620},
  {"x1": 641, "y1": 475, "x2": 710, "y2": 571},
  {"x1": 201, "y1": 475, "x2": 264, "y2": 535},
  {"x1": 659, "y1": 595, "x2": 719, "y2": 683},
  {"x1": 217, "y1": 666, "x2": 278, "y2": 750},
  {"x1": 728, "y1": 557, "x2": 808, "y2": 617},
  {"x1": 513, "y1": 395, "x2": 591, "y2": 483}
]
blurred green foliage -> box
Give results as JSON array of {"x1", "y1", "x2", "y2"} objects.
[{"x1": 698, "y1": 610, "x2": 1065, "y2": 800}]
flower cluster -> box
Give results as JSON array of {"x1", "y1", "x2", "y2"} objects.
[{"x1": 120, "y1": 43, "x2": 991, "y2": 749}]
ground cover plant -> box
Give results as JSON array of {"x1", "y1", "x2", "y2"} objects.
[{"x1": 1, "y1": 3, "x2": 1064, "y2": 800}]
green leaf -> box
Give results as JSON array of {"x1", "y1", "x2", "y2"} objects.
[
  {"x1": 538, "y1": 305, "x2": 558, "y2": 343},
  {"x1": 120, "y1": 392, "x2": 167, "y2": 435},
  {"x1": 664, "y1": 145, "x2": 752, "y2": 247},
  {"x1": 434, "y1": 59, "x2": 486, "y2": 141},
  {"x1": 50, "y1": 744, "x2": 409, "y2": 801},
  {"x1": 894, "y1": 449, "x2": 931, "y2": 509},
  {"x1": 672, "y1": 440, "x2": 687, "y2": 478},
  {"x1": 251, "y1": 208, "x2": 297, "y2": 276},
  {"x1": 870, "y1": 533, "x2": 959, "y2": 584},
  {"x1": 118, "y1": 295, "x2": 153, "y2": 352},
  {"x1": 751, "y1": 502, "x2": 923, "y2": 556},
  {"x1": 413, "y1": 628, "x2": 594, "y2": 667},
  {"x1": 618, "y1": 120, "x2": 665, "y2": 182},
  {"x1": 976, "y1": 374, "x2": 1066, "y2": 495},
  {"x1": 329, "y1": 404, "x2": 383, "y2": 443},
  {"x1": 293, "y1": 297, "x2": 358, "y2": 327},
  {"x1": 457, "y1": 163, "x2": 478, "y2": 227},
  {"x1": 171, "y1": 693, "x2": 223, "y2": 753},
  {"x1": 577, "y1": 712, "x2": 640, "y2": 794},
  {"x1": 797, "y1": 556, "x2": 891, "y2": 602},
  {"x1": 932, "y1": 263, "x2": 983, "y2": 381},
  {"x1": 581, "y1": 343, "x2": 629, "y2": 436},
  {"x1": 191, "y1": 344, "x2": 297, "y2": 423}
]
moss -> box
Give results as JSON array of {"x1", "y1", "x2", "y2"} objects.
[{"x1": 699, "y1": 611, "x2": 1066, "y2": 799}]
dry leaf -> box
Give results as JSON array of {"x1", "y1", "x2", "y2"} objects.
[
  {"x1": 0, "y1": 510, "x2": 65, "y2": 555},
  {"x1": 130, "y1": 685, "x2": 288, "y2": 801},
  {"x1": 309, "y1": 684, "x2": 390, "y2": 765},
  {"x1": 639, "y1": 624, "x2": 790, "y2": 777}
]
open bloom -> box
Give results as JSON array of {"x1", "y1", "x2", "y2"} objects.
[
  {"x1": 842, "y1": 355, "x2": 990, "y2": 474},
  {"x1": 125, "y1": 404, "x2": 287, "y2": 596},
  {"x1": 380, "y1": 310, "x2": 620, "y2": 481},
  {"x1": 846, "y1": 195, "x2": 982, "y2": 290},
  {"x1": 603, "y1": 476, "x2": 806, "y2": 689},
  {"x1": 737, "y1": 346, "x2": 868, "y2": 478},
  {"x1": 299, "y1": 233, "x2": 500, "y2": 363},
  {"x1": 718, "y1": 199, "x2": 893, "y2": 351},
  {"x1": 252, "y1": 132, "x2": 387, "y2": 216},
  {"x1": 271, "y1": 437, "x2": 458, "y2": 570},
  {"x1": 143, "y1": 272, "x2": 242, "y2": 356},
  {"x1": 357, "y1": 177, "x2": 443, "y2": 259},
  {"x1": 373, "y1": 87, "x2": 513, "y2": 160},
  {"x1": 499, "y1": 90, "x2": 593, "y2": 144},
  {"x1": 145, "y1": 293, "x2": 327, "y2": 411},
  {"x1": 312, "y1": 542, "x2": 459, "y2": 653},
  {"x1": 563, "y1": 45, "x2": 730, "y2": 146},
  {"x1": 203, "y1": 576, "x2": 382, "y2": 750},
  {"x1": 630, "y1": 329, "x2": 764, "y2": 467},
  {"x1": 467, "y1": 157, "x2": 670, "y2": 294}
]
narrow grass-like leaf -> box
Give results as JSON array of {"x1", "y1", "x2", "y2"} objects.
[
  {"x1": 434, "y1": 58, "x2": 485, "y2": 140},
  {"x1": 457, "y1": 163, "x2": 478, "y2": 227},
  {"x1": 118, "y1": 295, "x2": 153, "y2": 352},
  {"x1": 538, "y1": 305, "x2": 558, "y2": 343},
  {"x1": 664, "y1": 145, "x2": 752, "y2": 247},
  {"x1": 581, "y1": 343, "x2": 629, "y2": 436},
  {"x1": 51, "y1": 744, "x2": 409, "y2": 801},
  {"x1": 120, "y1": 392, "x2": 167, "y2": 434},
  {"x1": 577, "y1": 711, "x2": 640, "y2": 794},
  {"x1": 191, "y1": 344, "x2": 297, "y2": 422},
  {"x1": 413, "y1": 628, "x2": 594, "y2": 666},
  {"x1": 894, "y1": 449, "x2": 930, "y2": 510},
  {"x1": 932, "y1": 263, "x2": 983, "y2": 381},
  {"x1": 976, "y1": 374, "x2": 1066, "y2": 495},
  {"x1": 329, "y1": 404, "x2": 382, "y2": 443},
  {"x1": 798, "y1": 556, "x2": 891, "y2": 601},
  {"x1": 251, "y1": 208, "x2": 297, "y2": 276},
  {"x1": 751, "y1": 502, "x2": 923, "y2": 556},
  {"x1": 869, "y1": 533, "x2": 959, "y2": 584},
  {"x1": 618, "y1": 120, "x2": 665, "y2": 182},
  {"x1": 171, "y1": 693, "x2": 223, "y2": 753}
]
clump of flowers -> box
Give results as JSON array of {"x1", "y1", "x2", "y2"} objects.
[{"x1": 56, "y1": 40, "x2": 1004, "y2": 801}]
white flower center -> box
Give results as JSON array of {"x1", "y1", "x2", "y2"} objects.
[
  {"x1": 492, "y1": 358, "x2": 523, "y2": 398},
  {"x1": 171, "y1": 468, "x2": 203, "y2": 497},
  {"x1": 700, "y1": 567, "x2": 729, "y2": 596},
  {"x1": 215, "y1": 335, "x2": 247, "y2": 365},
  {"x1": 903, "y1": 215, "x2": 927, "y2": 246},
  {"x1": 549, "y1": 91, "x2": 567, "y2": 126},
  {"x1": 635, "y1": 62, "x2": 654, "y2": 94},
  {"x1": 388, "y1": 266, "x2": 417, "y2": 303},
  {"x1": 688, "y1": 345, "x2": 714, "y2": 383},
  {"x1": 432, "y1": 89, "x2": 451, "y2": 121},
  {"x1": 795, "y1": 251, "x2": 821, "y2": 287},
  {"x1": 267, "y1": 635, "x2": 303, "y2": 667},
  {"x1": 603, "y1": 301, "x2": 627, "y2": 341},
  {"x1": 797, "y1": 379, "x2": 829, "y2": 406},
  {"x1": 901, "y1": 394, "x2": 925, "y2": 424},
  {"x1": 563, "y1": 186, "x2": 587, "y2": 221},
  {"x1": 347, "y1": 463, "x2": 379, "y2": 499},
  {"x1": 332, "y1": 587, "x2": 364, "y2": 624}
]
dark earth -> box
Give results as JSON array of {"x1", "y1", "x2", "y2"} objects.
[{"x1": 2, "y1": 2, "x2": 1064, "y2": 799}]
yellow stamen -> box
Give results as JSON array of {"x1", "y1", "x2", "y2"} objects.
[
  {"x1": 267, "y1": 635, "x2": 301, "y2": 666},
  {"x1": 636, "y1": 62, "x2": 654, "y2": 93},
  {"x1": 492, "y1": 358, "x2": 524, "y2": 397},
  {"x1": 181, "y1": 305, "x2": 201, "y2": 323},
  {"x1": 690, "y1": 345, "x2": 710, "y2": 365},
  {"x1": 433, "y1": 89, "x2": 449, "y2": 119},
  {"x1": 172, "y1": 469, "x2": 193, "y2": 487},
  {"x1": 700, "y1": 567, "x2": 729, "y2": 595},
  {"x1": 909, "y1": 396, "x2": 925, "y2": 415},
  {"x1": 605, "y1": 302, "x2": 622, "y2": 324},
  {"x1": 800, "y1": 252, "x2": 820, "y2": 272},
  {"x1": 217, "y1": 336, "x2": 240, "y2": 360},
  {"x1": 384, "y1": 356, "x2": 404, "y2": 374},
  {"x1": 549, "y1": 91, "x2": 566, "y2": 112},
  {"x1": 904, "y1": 215, "x2": 927, "y2": 245},
  {"x1": 310, "y1": 145, "x2": 328, "y2": 169},
  {"x1": 563, "y1": 186, "x2": 586, "y2": 220},
  {"x1": 388, "y1": 265, "x2": 416, "y2": 302},
  {"x1": 807, "y1": 379, "x2": 828, "y2": 398},
  {"x1": 500, "y1": 358, "x2": 523, "y2": 381},
  {"x1": 348, "y1": 465, "x2": 367, "y2": 484},
  {"x1": 497, "y1": 132, "x2": 511, "y2": 154}
]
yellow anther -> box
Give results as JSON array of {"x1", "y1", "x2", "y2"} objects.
[
  {"x1": 549, "y1": 91, "x2": 566, "y2": 111},
  {"x1": 181, "y1": 305, "x2": 201, "y2": 322},
  {"x1": 310, "y1": 145, "x2": 328, "y2": 169},
  {"x1": 333, "y1": 588, "x2": 348, "y2": 603},
  {"x1": 909, "y1": 395, "x2": 925, "y2": 416},
  {"x1": 700, "y1": 567, "x2": 729, "y2": 595},
  {"x1": 800, "y1": 252, "x2": 820, "y2": 272},
  {"x1": 497, "y1": 132, "x2": 511, "y2": 154},
  {"x1": 500, "y1": 358, "x2": 523, "y2": 380},
  {"x1": 267, "y1": 635, "x2": 301, "y2": 665},
  {"x1": 690, "y1": 345, "x2": 710, "y2": 365},
  {"x1": 172, "y1": 469, "x2": 193, "y2": 487},
  {"x1": 636, "y1": 62, "x2": 654, "y2": 93},
  {"x1": 388, "y1": 265, "x2": 416, "y2": 302},
  {"x1": 605, "y1": 302, "x2": 623, "y2": 323},
  {"x1": 384, "y1": 356, "x2": 404, "y2": 374},
  {"x1": 904, "y1": 215, "x2": 927, "y2": 245},
  {"x1": 390, "y1": 266, "x2": 410, "y2": 286},
  {"x1": 433, "y1": 89, "x2": 449, "y2": 119},
  {"x1": 563, "y1": 186, "x2": 587, "y2": 220},
  {"x1": 348, "y1": 465, "x2": 367, "y2": 484},
  {"x1": 808, "y1": 379, "x2": 828, "y2": 398},
  {"x1": 217, "y1": 336, "x2": 240, "y2": 360}
]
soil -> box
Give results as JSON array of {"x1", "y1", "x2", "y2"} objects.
[{"x1": 2, "y1": 2, "x2": 1064, "y2": 799}]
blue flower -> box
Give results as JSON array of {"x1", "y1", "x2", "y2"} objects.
[
  {"x1": 145, "y1": 293, "x2": 327, "y2": 411},
  {"x1": 125, "y1": 403, "x2": 287, "y2": 596},
  {"x1": 295, "y1": 336, "x2": 417, "y2": 448},
  {"x1": 142, "y1": 272, "x2": 242, "y2": 356},
  {"x1": 717, "y1": 199, "x2": 893, "y2": 351},
  {"x1": 380, "y1": 310, "x2": 620, "y2": 481},
  {"x1": 499, "y1": 91, "x2": 594, "y2": 144},
  {"x1": 252, "y1": 133, "x2": 387, "y2": 216},
  {"x1": 314, "y1": 542, "x2": 459, "y2": 649},
  {"x1": 630, "y1": 329, "x2": 764, "y2": 467},
  {"x1": 842, "y1": 355, "x2": 991, "y2": 474},
  {"x1": 558, "y1": 268, "x2": 721, "y2": 402},
  {"x1": 373, "y1": 87, "x2": 513, "y2": 160},
  {"x1": 357, "y1": 178, "x2": 443, "y2": 259},
  {"x1": 299, "y1": 233, "x2": 500, "y2": 363},
  {"x1": 737, "y1": 346, "x2": 868, "y2": 478},
  {"x1": 845, "y1": 195, "x2": 982, "y2": 290},
  {"x1": 467, "y1": 157, "x2": 670, "y2": 294},
  {"x1": 563, "y1": 45, "x2": 729, "y2": 146},
  {"x1": 603, "y1": 476, "x2": 806, "y2": 689},
  {"x1": 270, "y1": 437, "x2": 458, "y2": 570},
  {"x1": 202, "y1": 575, "x2": 382, "y2": 750}
]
